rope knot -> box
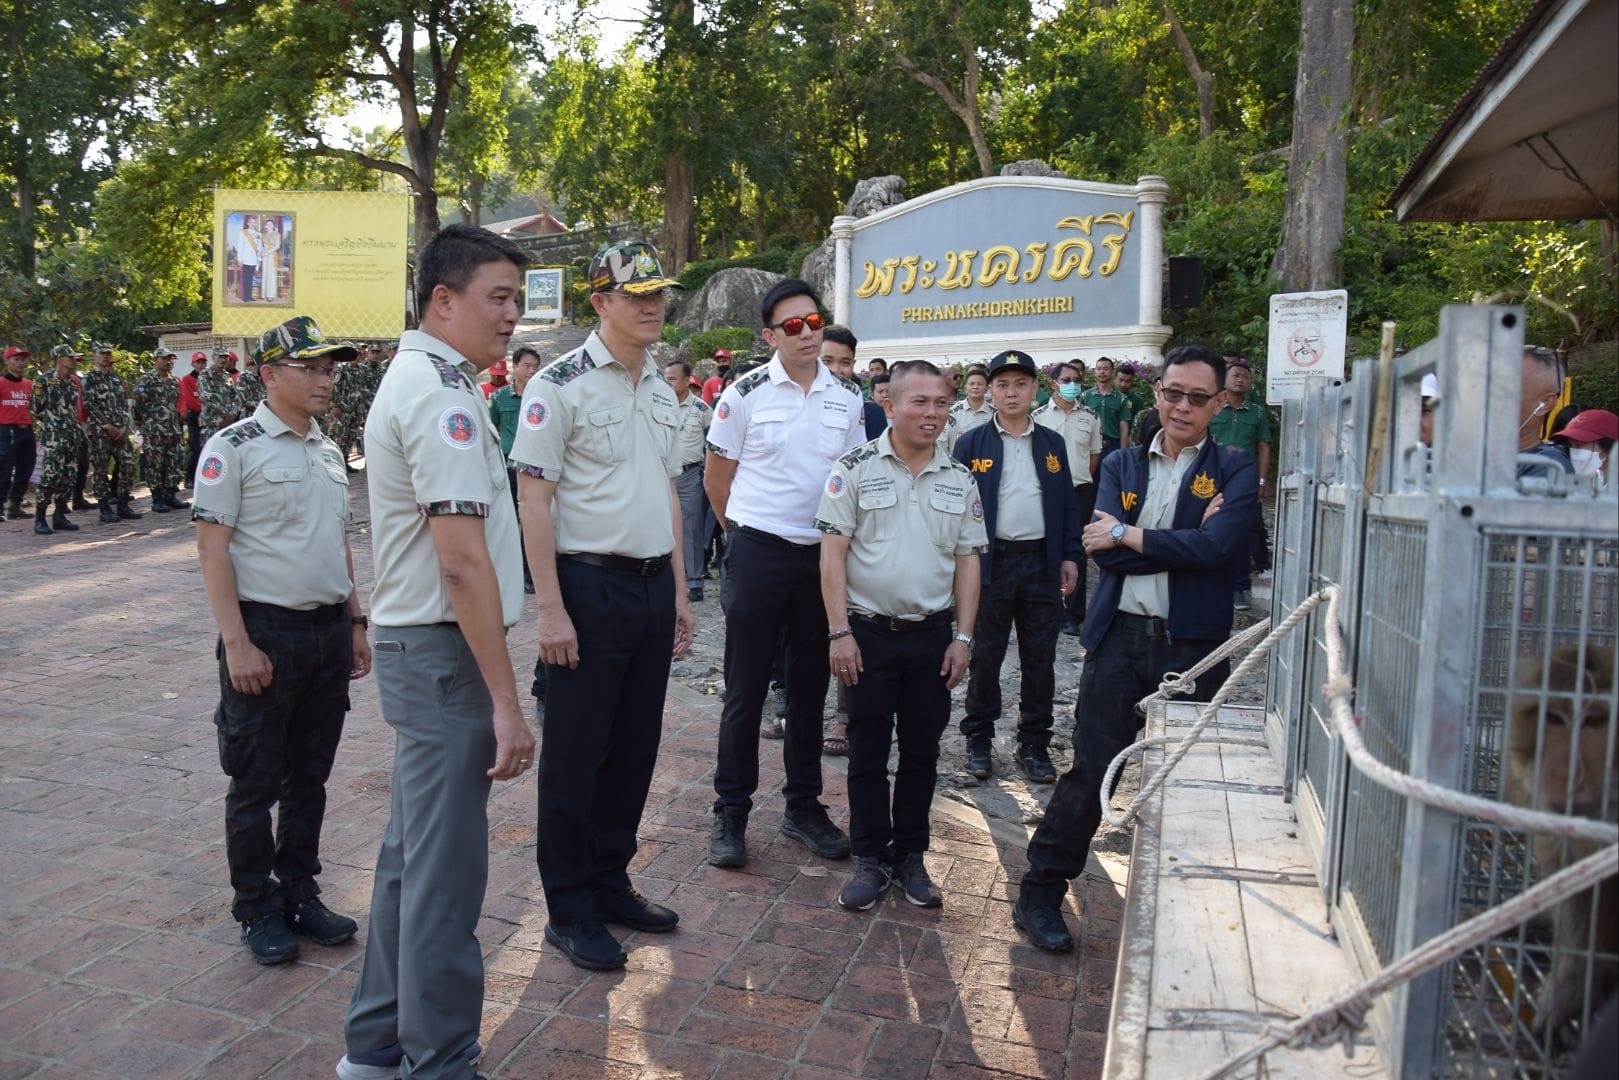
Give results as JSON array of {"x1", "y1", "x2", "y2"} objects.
[
  {"x1": 1157, "y1": 670, "x2": 1198, "y2": 697},
  {"x1": 1321, "y1": 674, "x2": 1354, "y2": 701}
]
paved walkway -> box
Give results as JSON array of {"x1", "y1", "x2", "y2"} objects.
[{"x1": 0, "y1": 477, "x2": 1121, "y2": 1079}]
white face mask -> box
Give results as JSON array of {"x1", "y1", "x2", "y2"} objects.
[{"x1": 1570, "y1": 447, "x2": 1604, "y2": 477}]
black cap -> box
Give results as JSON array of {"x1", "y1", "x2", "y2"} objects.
[
  {"x1": 1227, "y1": 355, "x2": 1251, "y2": 370},
  {"x1": 986, "y1": 349, "x2": 1038, "y2": 379}
]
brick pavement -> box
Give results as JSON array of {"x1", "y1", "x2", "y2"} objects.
[{"x1": 0, "y1": 478, "x2": 1121, "y2": 1079}]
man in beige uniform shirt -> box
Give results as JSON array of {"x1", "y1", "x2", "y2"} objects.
[
  {"x1": 512, "y1": 241, "x2": 694, "y2": 973},
  {"x1": 193, "y1": 315, "x2": 368, "y2": 967},
  {"x1": 341, "y1": 225, "x2": 533, "y2": 1080},
  {"x1": 664, "y1": 357, "x2": 712, "y2": 603},
  {"x1": 817, "y1": 360, "x2": 987, "y2": 911}
]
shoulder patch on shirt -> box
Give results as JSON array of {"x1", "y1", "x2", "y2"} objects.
[
  {"x1": 220, "y1": 420, "x2": 266, "y2": 447},
  {"x1": 522, "y1": 398, "x2": 550, "y2": 430},
  {"x1": 422, "y1": 352, "x2": 475, "y2": 391},
  {"x1": 438, "y1": 406, "x2": 479, "y2": 449},
  {"x1": 715, "y1": 400, "x2": 732, "y2": 420},
  {"x1": 197, "y1": 453, "x2": 228, "y2": 485},
  {"x1": 825, "y1": 472, "x2": 845, "y2": 496},
  {"x1": 540, "y1": 348, "x2": 598, "y2": 387},
  {"x1": 733, "y1": 367, "x2": 771, "y2": 397},
  {"x1": 837, "y1": 441, "x2": 881, "y2": 469}
]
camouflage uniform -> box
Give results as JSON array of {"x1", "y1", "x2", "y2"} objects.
[
  {"x1": 31, "y1": 348, "x2": 86, "y2": 531},
  {"x1": 328, "y1": 359, "x2": 368, "y2": 461},
  {"x1": 199, "y1": 367, "x2": 239, "y2": 442},
  {"x1": 82, "y1": 365, "x2": 135, "y2": 504},
  {"x1": 132, "y1": 361, "x2": 187, "y2": 500},
  {"x1": 235, "y1": 365, "x2": 266, "y2": 417}
]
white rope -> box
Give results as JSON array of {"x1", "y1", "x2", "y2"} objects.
[{"x1": 1090, "y1": 582, "x2": 1619, "y2": 1076}]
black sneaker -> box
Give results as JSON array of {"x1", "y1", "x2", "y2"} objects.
[
  {"x1": 1060, "y1": 616, "x2": 1082, "y2": 638},
  {"x1": 708, "y1": 806, "x2": 748, "y2": 867},
  {"x1": 966, "y1": 737, "x2": 993, "y2": 779},
  {"x1": 241, "y1": 911, "x2": 300, "y2": 965},
  {"x1": 544, "y1": 920, "x2": 626, "y2": 971},
  {"x1": 687, "y1": 585, "x2": 703, "y2": 603},
  {"x1": 1234, "y1": 589, "x2": 1252, "y2": 611},
  {"x1": 772, "y1": 685, "x2": 789, "y2": 718},
  {"x1": 896, "y1": 852, "x2": 942, "y2": 908},
  {"x1": 781, "y1": 806, "x2": 851, "y2": 859},
  {"x1": 838, "y1": 856, "x2": 893, "y2": 911},
  {"x1": 595, "y1": 887, "x2": 679, "y2": 933},
  {"x1": 1014, "y1": 743, "x2": 1057, "y2": 784},
  {"x1": 284, "y1": 897, "x2": 357, "y2": 945},
  {"x1": 1012, "y1": 897, "x2": 1074, "y2": 952}
]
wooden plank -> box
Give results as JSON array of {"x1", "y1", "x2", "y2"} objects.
[
  {"x1": 1149, "y1": 874, "x2": 1256, "y2": 1014},
  {"x1": 1144, "y1": 1028, "x2": 1378, "y2": 1079}
]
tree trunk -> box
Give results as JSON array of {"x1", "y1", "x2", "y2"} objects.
[
  {"x1": 1272, "y1": 0, "x2": 1353, "y2": 292},
  {"x1": 1163, "y1": 2, "x2": 1215, "y2": 138},
  {"x1": 467, "y1": 174, "x2": 484, "y2": 226},
  {"x1": 14, "y1": 134, "x2": 35, "y2": 277},
  {"x1": 663, "y1": 149, "x2": 696, "y2": 274}
]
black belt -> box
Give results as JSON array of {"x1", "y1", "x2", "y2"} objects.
[
  {"x1": 732, "y1": 523, "x2": 819, "y2": 550},
  {"x1": 1116, "y1": 612, "x2": 1167, "y2": 637},
  {"x1": 239, "y1": 600, "x2": 345, "y2": 625},
  {"x1": 561, "y1": 552, "x2": 672, "y2": 577},
  {"x1": 681, "y1": 460, "x2": 704, "y2": 472},
  {"x1": 852, "y1": 611, "x2": 953, "y2": 633},
  {"x1": 993, "y1": 538, "x2": 1045, "y2": 556}
]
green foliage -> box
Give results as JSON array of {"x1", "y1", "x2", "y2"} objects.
[
  {"x1": 1569, "y1": 343, "x2": 1619, "y2": 414},
  {"x1": 676, "y1": 250, "x2": 796, "y2": 292},
  {"x1": 0, "y1": 247, "x2": 130, "y2": 354},
  {"x1": 661, "y1": 323, "x2": 692, "y2": 346},
  {"x1": 687, "y1": 326, "x2": 757, "y2": 359}
]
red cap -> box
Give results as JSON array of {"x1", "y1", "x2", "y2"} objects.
[
  {"x1": 191, "y1": 351, "x2": 208, "y2": 362},
  {"x1": 3, "y1": 345, "x2": 29, "y2": 361},
  {"x1": 712, "y1": 348, "x2": 733, "y2": 360},
  {"x1": 227, "y1": 351, "x2": 239, "y2": 363},
  {"x1": 1557, "y1": 409, "x2": 1619, "y2": 444},
  {"x1": 488, "y1": 360, "x2": 508, "y2": 376}
]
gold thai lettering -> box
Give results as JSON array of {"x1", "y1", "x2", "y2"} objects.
[
  {"x1": 1021, "y1": 242, "x2": 1049, "y2": 282},
  {"x1": 896, "y1": 255, "x2": 922, "y2": 294},
  {"x1": 977, "y1": 246, "x2": 1020, "y2": 286},
  {"x1": 855, "y1": 258, "x2": 902, "y2": 298},
  {"x1": 938, "y1": 250, "x2": 978, "y2": 290},
  {"x1": 1048, "y1": 237, "x2": 1095, "y2": 280},
  {"x1": 1099, "y1": 234, "x2": 1126, "y2": 276}
]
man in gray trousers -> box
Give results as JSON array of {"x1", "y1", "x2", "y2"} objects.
[
  {"x1": 665, "y1": 358, "x2": 712, "y2": 602},
  {"x1": 337, "y1": 224, "x2": 535, "y2": 1080}
]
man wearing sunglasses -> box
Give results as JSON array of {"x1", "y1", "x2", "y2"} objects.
[
  {"x1": 192, "y1": 315, "x2": 369, "y2": 967},
  {"x1": 705, "y1": 278, "x2": 866, "y2": 869},
  {"x1": 1013, "y1": 344, "x2": 1257, "y2": 953}
]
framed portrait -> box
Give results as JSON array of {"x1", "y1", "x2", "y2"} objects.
[
  {"x1": 222, "y1": 210, "x2": 295, "y2": 308},
  {"x1": 524, "y1": 268, "x2": 565, "y2": 321}
]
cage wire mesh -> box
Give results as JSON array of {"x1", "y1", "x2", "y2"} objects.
[
  {"x1": 1437, "y1": 529, "x2": 1619, "y2": 1077},
  {"x1": 1298, "y1": 498, "x2": 1349, "y2": 827}
]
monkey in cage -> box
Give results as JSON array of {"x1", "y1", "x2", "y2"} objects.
[{"x1": 1506, "y1": 642, "x2": 1618, "y2": 1047}]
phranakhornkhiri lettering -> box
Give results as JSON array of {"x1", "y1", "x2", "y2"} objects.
[
  {"x1": 856, "y1": 212, "x2": 1134, "y2": 300},
  {"x1": 901, "y1": 296, "x2": 1077, "y2": 323}
]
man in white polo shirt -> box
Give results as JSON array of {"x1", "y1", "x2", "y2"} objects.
[{"x1": 704, "y1": 279, "x2": 866, "y2": 868}]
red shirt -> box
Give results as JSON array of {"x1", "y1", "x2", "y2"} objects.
[
  {"x1": 178, "y1": 371, "x2": 202, "y2": 415},
  {"x1": 0, "y1": 374, "x2": 31, "y2": 425},
  {"x1": 701, "y1": 375, "x2": 724, "y2": 406}
]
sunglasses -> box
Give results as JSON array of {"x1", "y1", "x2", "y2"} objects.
[
  {"x1": 766, "y1": 312, "x2": 826, "y2": 337},
  {"x1": 1157, "y1": 385, "x2": 1218, "y2": 408}
]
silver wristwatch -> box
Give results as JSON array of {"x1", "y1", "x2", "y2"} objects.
[{"x1": 953, "y1": 632, "x2": 973, "y2": 646}]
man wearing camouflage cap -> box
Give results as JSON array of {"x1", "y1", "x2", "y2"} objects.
[
  {"x1": 511, "y1": 239, "x2": 694, "y2": 971},
  {"x1": 193, "y1": 314, "x2": 368, "y2": 966},
  {"x1": 83, "y1": 342, "x2": 142, "y2": 522},
  {"x1": 132, "y1": 347, "x2": 191, "y2": 513},
  {"x1": 199, "y1": 348, "x2": 239, "y2": 444},
  {"x1": 30, "y1": 345, "x2": 88, "y2": 535}
]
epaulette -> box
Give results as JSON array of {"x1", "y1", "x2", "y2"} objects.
[
  {"x1": 733, "y1": 366, "x2": 771, "y2": 397},
  {"x1": 422, "y1": 352, "x2": 474, "y2": 391},
  {"x1": 837, "y1": 441, "x2": 881, "y2": 469},
  {"x1": 943, "y1": 456, "x2": 973, "y2": 476},
  {"x1": 540, "y1": 348, "x2": 598, "y2": 387},
  {"x1": 832, "y1": 373, "x2": 861, "y2": 397},
  {"x1": 220, "y1": 420, "x2": 267, "y2": 447}
]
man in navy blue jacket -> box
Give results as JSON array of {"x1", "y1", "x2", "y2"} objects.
[
  {"x1": 952, "y1": 350, "x2": 1083, "y2": 783},
  {"x1": 1013, "y1": 344, "x2": 1257, "y2": 951}
]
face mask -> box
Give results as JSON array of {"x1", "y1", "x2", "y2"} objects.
[
  {"x1": 1571, "y1": 447, "x2": 1603, "y2": 477},
  {"x1": 1058, "y1": 382, "x2": 1082, "y2": 401}
]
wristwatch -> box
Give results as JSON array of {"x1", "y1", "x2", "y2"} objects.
[
  {"x1": 953, "y1": 632, "x2": 973, "y2": 646},
  {"x1": 1109, "y1": 523, "x2": 1127, "y2": 544},
  {"x1": 351, "y1": 615, "x2": 369, "y2": 629}
]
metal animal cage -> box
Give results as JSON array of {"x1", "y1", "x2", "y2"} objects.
[{"x1": 1270, "y1": 305, "x2": 1619, "y2": 1076}]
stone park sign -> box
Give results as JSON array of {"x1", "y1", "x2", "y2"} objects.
[{"x1": 830, "y1": 175, "x2": 1171, "y2": 368}]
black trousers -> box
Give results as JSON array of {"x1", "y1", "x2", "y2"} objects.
[
  {"x1": 846, "y1": 620, "x2": 951, "y2": 860},
  {"x1": 1063, "y1": 482, "x2": 1097, "y2": 621},
  {"x1": 214, "y1": 602, "x2": 351, "y2": 921},
  {"x1": 0, "y1": 424, "x2": 35, "y2": 502},
  {"x1": 961, "y1": 548, "x2": 1064, "y2": 748},
  {"x1": 184, "y1": 413, "x2": 202, "y2": 483},
  {"x1": 1019, "y1": 615, "x2": 1228, "y2": 906},
  {"x1": 537, "y1": 557, "x2": 673, "y2": 924},
  {"x1": 714, "y1": 528, "x2": 828, "y2": 815}
]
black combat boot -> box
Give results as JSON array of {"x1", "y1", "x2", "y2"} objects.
[
  {"x1": 71, "y1": 480, "x2": 92, "y2": 511},
  {"x1": 97, "y1": 498, "x2": 119, "y2": 523},
  {"x1": 51, "y1": 499, "x2": 80, "y2": 531},
  {"x1": 150, "y1": 487, "x2": 172, "y2": 513},
  {"x1": 33, "y1": 503, "x2": 51, "y2": 535},
  {"x1": 5, "y1": 499, "x2": 21, "y2": 519},
  {"x1": 117, "y1": 494, "x2": 143, "y2": 520},
  {"x1": 166, "y1": 486, "x2": 190, "y2": 510}
]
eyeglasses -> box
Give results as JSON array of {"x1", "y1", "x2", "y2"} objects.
[
  {"x1": 766, "y1": 312, "x2": 826, "y2": 337},
  {"x1": 272, "y1": 361, "x2": 336, "y2": 379},
  {"x1": 1157, "y1": 385, "x2": 1218, "y2": 408},
  {"x1": 1055, "y1": 377, "x2": 1082, "y2": 385}
]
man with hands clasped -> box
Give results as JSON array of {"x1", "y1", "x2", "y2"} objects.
[{"x1": 817, "y1": 360, "x2": 988, "y2": 912}]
